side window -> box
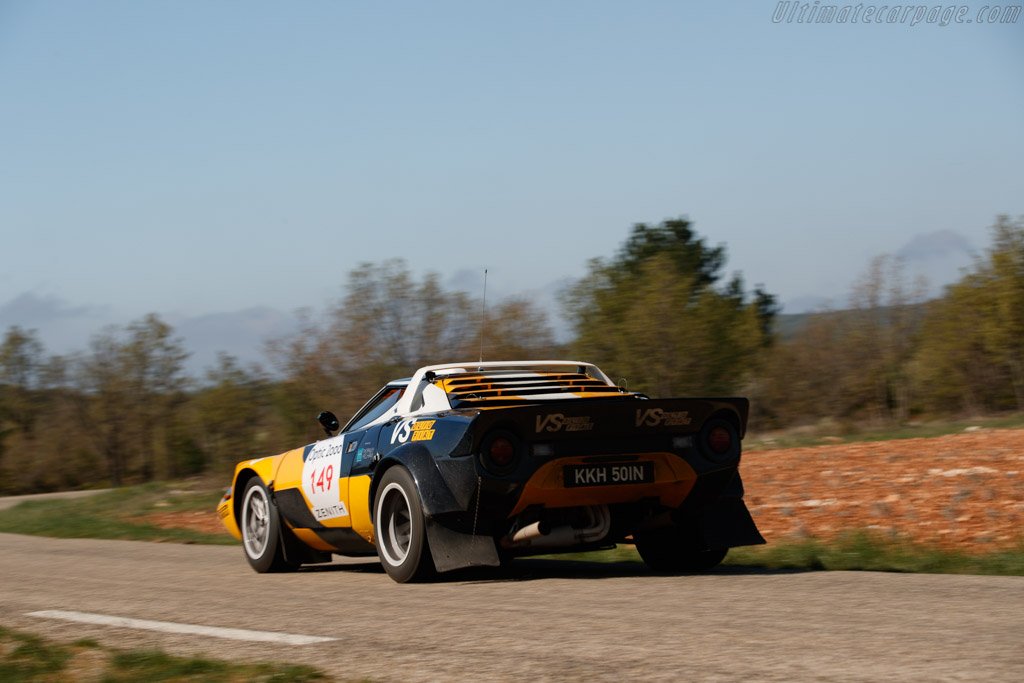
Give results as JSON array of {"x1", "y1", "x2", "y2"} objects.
[{"x1": 346, "y1": 387, "x2": 403, "y2": 432}]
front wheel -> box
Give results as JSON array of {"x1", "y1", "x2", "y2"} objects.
[
  {"x1": 373, "y1": 467, "x2": 435, "y2": 583},
  {"x1": 635, "y1": 527, "x2": 728, "y2": 572},
  {"x1": 240, "y1": 478, "x2": 299, "y2": 573}
]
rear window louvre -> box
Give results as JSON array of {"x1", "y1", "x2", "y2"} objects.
[{"x1": 441, "y1": 371, "x2": 626, "y2": 405}]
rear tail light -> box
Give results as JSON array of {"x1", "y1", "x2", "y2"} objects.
[
  {"x1": 481, "y1": 431, "x2": 521, "y2": 475},
  {"x1": 707, "y1": 426, "x2": 732, "y2": 454},
  {"x1": 489, "y1": 437, "x2": 516, "y2": 467},
  {"x1": 700, "y1": 418, "x2": 739, "y2": 462}
]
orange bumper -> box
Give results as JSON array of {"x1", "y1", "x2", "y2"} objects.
[{"x1": 509, "y1": 452, "x2": 697, "y2": 516}]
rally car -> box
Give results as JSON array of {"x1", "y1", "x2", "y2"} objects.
[{"x1": 217, "y1": 360, "x2": 764, "y2": 582}]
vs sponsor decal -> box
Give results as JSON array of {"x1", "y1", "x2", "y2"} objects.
[
  {"x1": 635, "y1": 408, "x2": 692, "y2": 427},
  {"x1": 535, "y1": 413, "x2": 594, "y2": 433},
  {"x1": 301, "y1": 437, "x2": 350, "y2": 521},
  {"x1": 390, "y1": 419, "x2": 437, "y2": 444}
]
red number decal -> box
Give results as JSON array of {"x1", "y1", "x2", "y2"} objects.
[{"x1": 309, "y1": 463, "x2": 337, "y2": 494}]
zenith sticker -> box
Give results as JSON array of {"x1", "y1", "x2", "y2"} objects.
[
  {"x1": 301, "y1": 436, "x2": 349, "y2": 521},
  {"x1": 635, "y1": 408, "x2": 692, "y2": 427},
  {"x1": 535, "y1": 413, "x2": 594, "y2": 433},
  {"x1": 390, "y1": 419, "x2": 437, "y2": 444}
]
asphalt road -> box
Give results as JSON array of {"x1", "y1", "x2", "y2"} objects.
[{"x1": 0, "y1": 532, "x2": 1021, "y2": 682}]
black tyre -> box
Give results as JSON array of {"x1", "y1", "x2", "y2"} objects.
[
  {"x1": 240, "y1": 478, "x2": 299, "y2": 573},
  {"x1": 635, "y1": 527, "x2": 728, "y2": 572},
  {"x1": 373, "y1": 466, "x2": 435, "y2": 583}
]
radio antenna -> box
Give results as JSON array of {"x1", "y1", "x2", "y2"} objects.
[{"x1": 479, "y1": 268, "x2": 488, "y2": 363}]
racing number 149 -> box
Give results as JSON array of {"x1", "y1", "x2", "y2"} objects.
[{"x1": 310, "y1": 465, "x2": 334, "y2": 494}]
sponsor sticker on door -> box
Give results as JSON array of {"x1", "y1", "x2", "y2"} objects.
[{"x1": 302, "y1": 436, "x2": 349, "y2": 521}]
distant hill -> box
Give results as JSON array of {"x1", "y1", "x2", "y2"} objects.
[
  {"x1": 774, "y1": 302, "x2": 930, "y2": 340},
  {"x1": 774, "y1": 311, "x2": 815, "y2": 340}
]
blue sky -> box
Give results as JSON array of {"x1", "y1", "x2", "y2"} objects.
[{"x1": 1, "y1": 1, "x2": 1021, "y2": 372}]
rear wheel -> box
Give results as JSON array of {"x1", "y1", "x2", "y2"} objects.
[
  {"x1": 373, "y1": 467, "x2": 435, "y2": 583},
  {"x1": 635, "y1": 527, "x2": 728, "y2": 572},
  {"x1": 240, "y1": 478, "x2": 299, "y2": 573}
]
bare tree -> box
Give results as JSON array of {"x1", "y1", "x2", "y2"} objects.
[
  {"x1": 0, "y1": 326, "x2": 45, "y2": 436},
  {"x1": 76, "y1": 315, "x2": 188, "y2": 485}
]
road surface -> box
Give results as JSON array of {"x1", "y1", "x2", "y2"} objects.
[{"x1": 0, "y1": 532, "x2": 1020, "y2": 681}]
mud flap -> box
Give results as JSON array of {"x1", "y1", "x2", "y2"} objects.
[
  {"x1": 282, "y1": 528, "x2": 333, "y2": 565},
  {"x1": 697, "y1": 498, "x2": 766, "y2": 550},
  {"x1": 425, "y1": 518, "x2": 501, "y2": 573}
]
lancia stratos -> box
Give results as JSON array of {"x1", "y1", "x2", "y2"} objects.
[{"x1": 217, "y1": 361, "x2": 764, "y2": 582}]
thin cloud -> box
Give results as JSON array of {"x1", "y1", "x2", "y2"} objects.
[
  {"x1": 895, "y1": 230, "x2": 976, "y2": 262},
  {"x1": 0, "y1": 292, "x2": 101, "y2": 328},
  {"x1": 171, "y1": 306, "x2": 299, "y2": 375}
]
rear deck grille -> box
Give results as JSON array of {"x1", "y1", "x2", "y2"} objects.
[{"x1": 444, "y1": 372, "x2": 624, "y2": 403}]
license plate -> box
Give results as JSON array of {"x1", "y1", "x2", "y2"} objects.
[{"x1": 563, "y1": 462, "x2": 655, "y2": 488}]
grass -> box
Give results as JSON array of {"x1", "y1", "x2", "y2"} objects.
[
  {"x1": 0, "y1": 627, "x2": 71, "y2": 682},
  {"x1": 746, "y1": 412, "x2": 1024, "y2": 450},
  {"x1": 104, "y1": 650, "x2": 325, "y2": 682},
  {"x1": 0, "y1": 480, "x2": 233, "y2": 545},
  {"x1": 726, "y1": 532, "x2": 1024, "y2": 575},
  {"x1": 540, "y1": 532, "x2": 1024, "y2": 576},
  {"x1": 0, "y1": 626, "x2": 326, "y2": 682}
]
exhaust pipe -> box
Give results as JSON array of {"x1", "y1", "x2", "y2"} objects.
[
  {"x1": 502, "y1": 505, "x2": 611, "y2": 549},
  {"x1": 509, "y1": 519, "x2": 552, "y2": 544}
]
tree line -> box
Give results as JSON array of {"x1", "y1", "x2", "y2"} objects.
[{"x1": 0, "y1": 215, "x2": 1021, "y2": 493}]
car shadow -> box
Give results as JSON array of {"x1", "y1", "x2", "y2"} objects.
[
  {"x1": 299, "y1": 559, "x2": 386, "y2": 574},
  {"x1": 455, "y1": 559, "x2": 814, "y2": 583},
  {"x1": 298, "y1": 556, "x2": 814, "y2": 582}
]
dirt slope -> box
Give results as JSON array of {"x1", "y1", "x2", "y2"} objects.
[{"x1": 744, "y1": 428, "x2": 1024, "y2": 551}]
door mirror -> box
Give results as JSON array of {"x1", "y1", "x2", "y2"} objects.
[{"x1": 317, "y1": 411, "x2": 340, "y2": 436}]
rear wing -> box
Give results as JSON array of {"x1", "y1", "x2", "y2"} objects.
[
  {"x1": 396, "y1": 360, "x2": 624, "y2": 414},
  {"x1": 414, "y1": 360, "x2": 614, "y2": 384}
]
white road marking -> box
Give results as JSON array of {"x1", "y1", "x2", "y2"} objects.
[{"x1": 27, "y1": 610, "x2": 335, "y2": 645}]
